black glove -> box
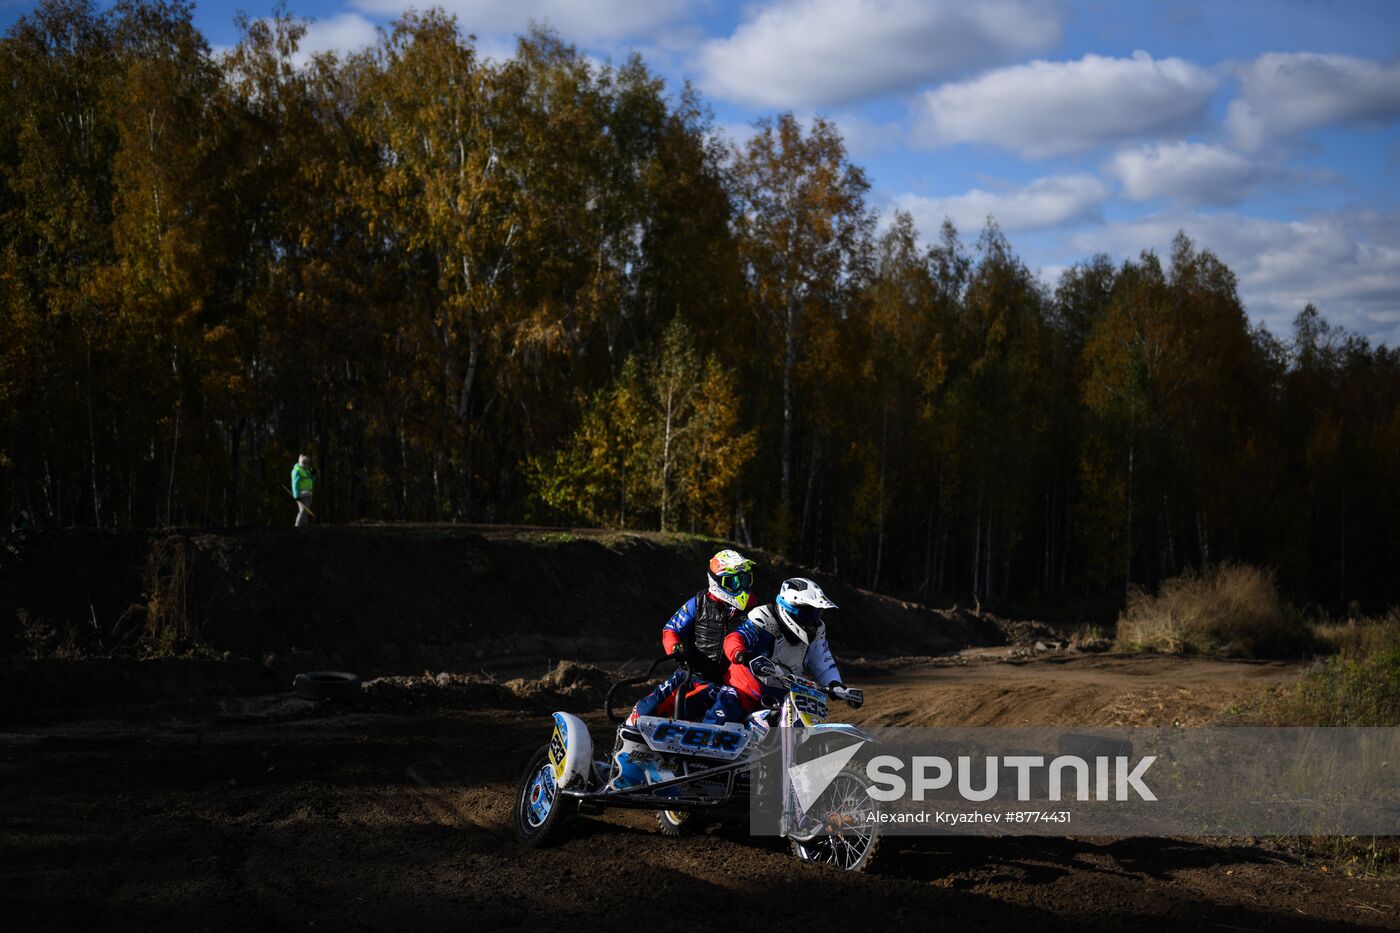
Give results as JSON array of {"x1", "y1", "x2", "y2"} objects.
[
  {"x1": 748, "y1": 655, "x2": 777, "y2": 679},
  {"x1": 731, "y1": 650, "x2": 750, "y2": 666},
  {"x1": 668, "y1": 642, "x2": 686, "y2": 659}
]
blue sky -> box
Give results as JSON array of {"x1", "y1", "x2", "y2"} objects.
[{"x1": 6, "y1": 0, "x2": 1400, "y2": 343}]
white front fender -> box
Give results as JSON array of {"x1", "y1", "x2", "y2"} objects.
[
  {"x1": 804, "y1": 723, "x2": 877, "y2": 744},
  {"x1": 547, "y1": 711, "x2": 595, "y2": 790}
]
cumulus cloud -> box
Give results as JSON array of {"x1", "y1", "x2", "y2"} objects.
[
  {"x1": 893, "y1": 174, "x2": 1109, "y2": 234},
  {"x1": 349, "y1": 0, "x2": 690, "y2": 43},
  {"x1": 1069, "y1": 210, "x2": 1400, "y2": 344},
  {"x1": 293, "y1": 13, "x2": 380, "y2": 66},
  {"x1": 914, "y1": 51, "x2": 1217, "y2": 158},
  {"x1": 1107, "y1": 142, "x2": 1263, "y2": 205},
  {"x1": 1226, "y1": 52, "x2": 1400, "y2": 150},
  {"x1": 696, "y1": 0, "x2": 1063, "y2": 109}
]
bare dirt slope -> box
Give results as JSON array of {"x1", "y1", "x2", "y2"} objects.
[
  {"x1": 2, "y1": 656, "x2": 1395, "y2": 932},
  {"x1": 851, "y1": 653, "x2": 1301, "y2": 727},
  {"x1": 1, "y1": 525, "x2": 1009, "y2": 712}
]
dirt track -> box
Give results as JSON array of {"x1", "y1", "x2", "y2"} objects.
[{"x1": 2, "y1": 655, "x2": 1397, "y2": 932}]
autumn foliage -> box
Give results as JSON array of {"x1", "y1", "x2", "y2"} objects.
[{"x1": 3, "y1": 0, "x2": 1399, "y2": 612}]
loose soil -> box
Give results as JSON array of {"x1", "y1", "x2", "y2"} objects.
[{"x1": 3, "y1": 654, "x2": 1396, "y2": 932}]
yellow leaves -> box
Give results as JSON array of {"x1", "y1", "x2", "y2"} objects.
[{"x1": 528, "y1": 318, "x2": 754, "y2": 534}]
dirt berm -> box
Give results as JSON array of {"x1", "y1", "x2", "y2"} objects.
[{"x1": 0, "y1": 525, "x2": 1011, "y2": 710}]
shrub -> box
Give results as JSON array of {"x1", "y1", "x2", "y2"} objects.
[
  {"x1": 1278, "y1": 650, "x2": 1400, "y2": 726},
  {"x1": 1114, "y1": 563, "x2": 1316, "y2": 657}
]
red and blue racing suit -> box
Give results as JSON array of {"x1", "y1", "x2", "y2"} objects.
[{"x1": 632, "y1": 592, "x2": 739, "y2": 720}]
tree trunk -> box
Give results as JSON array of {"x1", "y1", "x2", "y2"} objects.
[
  {"x1": 660, "y1": 383, "x2": 674, "y2": 531},
  {"x1": 1339, "y1": 488, "x2": 1347, "y2": 604},
  {"x1": 872, "y1": 404, "x2": 888, "y2": 590},
  {"x1": 800, "y1": 430, "x2": 820, "y2": 549},
  {"x1": 86, "y1": 344, "x2": 102, "y2": 528},
  {"x1": 780, "y1": 300, "x2": 796, "y2": 517},
  {"x1": 1124, "y1": 441, "x2": 1134, "y2": 602},
  {"x1": 972, "y1": 488, "x2": 982, "y2": 601},
  {"x1": 984, "y1": 510, "x2": 993, "y2": 602},
  {"x1": 165, "y1": 394, "x2": 181, "y2": 527},
  {"x1": 1163, "y1": 493, "x2": 1176, "y2": 576}
]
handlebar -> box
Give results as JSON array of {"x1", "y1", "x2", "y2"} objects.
[
  {"x1": 605, "y1": 656, "x2": 679, "y2": 724},
  {"x1": 603, "y1": 655, "x2": 862, "y2": 724}
]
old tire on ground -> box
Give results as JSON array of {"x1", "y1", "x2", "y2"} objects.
[
  {"x1": 515, "y1": 744, "x2": 577, "y2": 847},
  {"x1": 293, "y1": 671, "x2": 362, "y2": 702},
  {"x1": 656, "y1": 809, "x2": 696, "y2": 837}
]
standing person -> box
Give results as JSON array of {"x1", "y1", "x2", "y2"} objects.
[{"x1": 290, "y1": 454, "x2": 316, "y2": 527}]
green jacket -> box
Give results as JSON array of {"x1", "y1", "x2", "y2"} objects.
[{"x1": 291, "y1": 463, "x2": 315, "y2": 497}]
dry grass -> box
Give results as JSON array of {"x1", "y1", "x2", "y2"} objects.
[
  {"x1": 1069, "y1": 623, "x2": 1113, "y2": 652},
  {"x1": 1114, "y1": 563, "x2": 1316, "y2": 658},
  {"x1": 1313, "y1": 609, "x2": 1400, "y2": 658}
]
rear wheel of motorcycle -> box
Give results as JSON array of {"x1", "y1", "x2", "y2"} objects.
[
  {"x1": 515, "y1": 744, "x2": 577, "y2": 847},
  {"x1": 788, "y1": 767, "x2": 882, "y2": 872},
  {"x1": 656, "y1": 809, "x2": 696, "y2": 837}
]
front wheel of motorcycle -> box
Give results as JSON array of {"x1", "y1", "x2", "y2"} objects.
[
  {"x1": 788, "y1": 766, "x2": 882, "y2": 872},
  {"x1": 515, "y1": 744, "x2": 577, "y2": 847}
]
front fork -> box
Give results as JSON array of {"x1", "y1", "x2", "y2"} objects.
[{"x1": 777, "y1": 713, "x2": 823, "y2": 838}]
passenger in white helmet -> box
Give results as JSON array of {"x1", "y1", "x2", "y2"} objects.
[{"x1": 703, "y1": 576, "x2": 863, "y2": 726}]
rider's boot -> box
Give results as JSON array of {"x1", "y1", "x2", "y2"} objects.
[{"x1": 606, "y1": 712, "x2": 677, "y2": 793}]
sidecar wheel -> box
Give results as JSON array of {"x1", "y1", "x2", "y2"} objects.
[
  {"x1": 656, "y1": 809, "x2": 696, "y2": 837},
  {"x1": 515, "y1": 744, "x2": 577, "y2": 847}
]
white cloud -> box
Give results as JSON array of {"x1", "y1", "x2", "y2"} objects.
[
  {"x1": 893, "y1": 173, "x2": 1109, "y2": 234},
  {"x1": 1069, "y1": 210, "x2": 1400, "y2": 344},
  {"x1": 1227, "y1": 52, "x2": 1400, "y2": 150},
  {"x1": 1107, "y1": 141, "x2": 1262, "y2": 205},
  {"x1": 696, "y1": 0, "x2": 1062, "y2": 109},
  {"x1": 294, "y1": 13, "x2": 380, "y2": 66},
  {"x1": 914, "y1": 51, "x2": 1217, "y2": 158},
  {"x1": 349, "y1": 0, "x2": 690, "y2": 43}
]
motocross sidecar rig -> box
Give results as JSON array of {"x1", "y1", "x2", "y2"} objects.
[{"x1": 513, "y1": 656, "x2": 884, "y2": 871}]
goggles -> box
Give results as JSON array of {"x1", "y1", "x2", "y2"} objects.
[
  {"x1": 717, "y1": 569, "x2": 753, "y2": 593},
  {"x1": 778, "y1": 597, "x2": 823, "y2": 629}
]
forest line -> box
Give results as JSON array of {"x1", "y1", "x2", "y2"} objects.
[{"x1": 3, "y1": 0, "x2": 1398, "y2": 610}]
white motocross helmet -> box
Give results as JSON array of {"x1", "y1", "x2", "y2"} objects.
[{"x1": 774, "y1": 577, "x2": 837, "y2": 646}]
